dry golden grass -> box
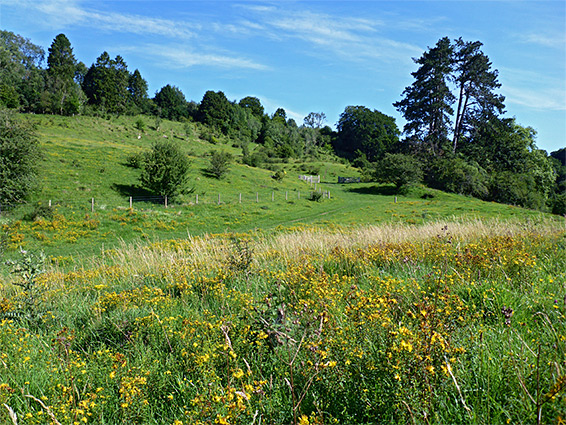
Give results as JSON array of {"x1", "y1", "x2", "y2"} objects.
[{"x1": 74, "y1": 217, "x2": 564, "y2": 274}]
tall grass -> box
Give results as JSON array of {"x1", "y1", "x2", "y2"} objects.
[{"x1": 1, "y1": 219, "x2": 565, "y2": 424}]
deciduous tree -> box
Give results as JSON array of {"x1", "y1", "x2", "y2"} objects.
[{"x1": 336, "y1": 105, "x2": 399, "y2": 161}]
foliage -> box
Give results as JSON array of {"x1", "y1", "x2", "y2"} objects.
[
  {"x1": 427, "y1": 157, "x2": 489, "y2": 198},
  {"x1": 46, "y1": 33, "x2": 83, "y2": 115},
  {"x1": 0, "y1": 30, "x2": 45, "y2": 112},
  {"x1": 374, "y1": 153, "x2": 423, "y2": 190},
  {"x1": 395, "y1": 37, "x2": 505, "y2": 158},
  {"x1": 154, "y1": 84, "x2": 188, "y2": 121},
  {"x1": 309, "y1": 190, "x2": 323, "y2": 202},
  {"x1": 394, "y1": 37, "x2": 455, "y2": 155},
  {"x1": 238, "y1": 96, "x2": 264, "y2": 118},
  {"x1": 0, "y1": 108, "x2": 42, "y2": 204},
  {"x1": 82, "y1": 52, "x2": 131, "y2": 114},
  {"x1": 303, "y1": 112, "x2": 327, "y2": 128},
  {"x1": 198, "y1": 90, "x2": 233, "y2": 133},
  {"x1": 140, "y1": 140, "x2": 190, "y2": 197},
  {"x1": 3, "y1": 249, "x2": 46, "y2": 324},
  {"x1": 335, "y1": 105, "x2": 400, "y2": 161},
  {"x1": 206, "y1": 150, "x2": 233, "y2": 179}
]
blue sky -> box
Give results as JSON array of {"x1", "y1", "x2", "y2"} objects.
[{"x1": 2, "y1": 0, "x2": 565, "y2": 153}]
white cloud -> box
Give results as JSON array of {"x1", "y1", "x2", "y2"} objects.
[
  {"x1": 501, "y1": 67, "x2": 566, "y2": 111},
  {"x1": 521, "y1": 32, "x2": 566, "y2": 49},
  {"x1": 237, "y1": 5, "x2": 421, "y2": 64},
  {"x1": 142, "y1": 44, "x2": 270, "y2": 71},
  {"x1": 7, "y1": 0, "x2": 197, "y2": 39},
  {"x1": 504, "y1": 86, "x2": 566, "y2": 111}
]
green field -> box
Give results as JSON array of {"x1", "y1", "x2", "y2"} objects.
[
  {"x1": 1, "y1": 114, "x2": 558, "y2": 262},
  {"x1": 1, "y1": 115, "x2": 565, "y2": 424}
]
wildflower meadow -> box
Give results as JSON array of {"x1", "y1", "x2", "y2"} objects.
[{"x1": 0, "y1": 219, "x2": 565, "y2": 424}]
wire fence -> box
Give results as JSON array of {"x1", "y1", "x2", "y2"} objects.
[{"x1": 0, "y1": 187, "x2": 332, "y2": 217}]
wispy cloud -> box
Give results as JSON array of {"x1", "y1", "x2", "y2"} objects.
[
  {"x1": 8, "y1": 0, "x2": 197, "y2": 39},
  {"x1": 235, "y1": 4, "x2": 422, "y2": 64},
  {"x1": 521, "y1": 33, "x2": 566, "y2": 49},
  {"x1": 141, "y1": 44, "x2": 270, "y2": 71},
  {"x1": 501, "y1": 67, "x2": 566, "y2": 111},
  {"x1": 504, "y1": 86, "x2": 566, "y2": 111}
]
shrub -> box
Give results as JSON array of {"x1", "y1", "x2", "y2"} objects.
[
  {"x1": 24, "y1": 204, "x2": 54, "y2": 221},
  {"x1": 206, "y1": 150, "x2": 232, "y2": 179},
  {"x1": 140, "y1": 140, "x2": 190, "y2": 197},
  {"x1": 309, "y1": 191, "x2": 323, "y2": 202},
  {"x1": 126, "y1": 152, "x2": 144, "y2": 169},
  {"x1": 134, "y1": 117, "x2": 146, "y2": 132},
  {"x1": 374, "y1": 153, "x2": 423, "y2": 190},
  {"x1": 0, "y1": 107, "x2": 42, "y2": 204},
  {"x1": 427, "y1": 157, "x2": 489, "y2": 198},
  {"x1": 489, "y1": 171, "x2": 545, "y2": 210}
]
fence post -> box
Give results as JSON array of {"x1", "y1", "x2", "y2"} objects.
[
  {"x1": 218, "y1": 193, "x2": 221, "y2": 205},
  {"x1": 272, "y1": 191, "x2": 274, "y2": 202},
  {"x1": 286, "y1": 191, "x2": 288, "y2": 201},
  {"x1": 129, "y1": 197, "x2": 133, "y2": 208},
  {"x1": 256, "y1": 192, "x2": 259, "y2": 203},
  {"x1": 394, "y1": 196, "x2": 397, "y2": 203},
  {"x1": 49, "y1": 200, "x2": 52, "y2": 207},
  {"x1": 165, "y1": 196, "x2": 168, "y2": 208},
  {"x1": 298, "y1": 191, "x2": 300, "y2": 199},
  {"x1": 239, "y1": 193, "x2": 242, "y2": 204},
  {"x1": 328, "y1": 190, "x2": 331, "y2": 199},
  {"x1": 91, "y1": 198, "x2": 94, "y2": 213}
]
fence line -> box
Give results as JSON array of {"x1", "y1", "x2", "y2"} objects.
[{"x1": 0, "y1": 188, "x2": 333, "y2": 215}]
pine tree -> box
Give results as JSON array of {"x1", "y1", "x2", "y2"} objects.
[
  {"x1": 394, "y1": 37, "x2": 454, "y2": 156},
  {"x1": 47, "y1": 34, "x2": 79, "y2": 115}
]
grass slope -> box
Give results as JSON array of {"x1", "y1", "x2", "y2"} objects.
[{"x1": 0, "y1": 113, "x2": 560, "y2": 262}]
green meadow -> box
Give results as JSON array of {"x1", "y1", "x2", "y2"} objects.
[
  {"x1": 1, "y1": 115, "x2": 565, "y2": 424},
  {"x1": 1, "y1": 114, "x2": 556, "y2": 261}
]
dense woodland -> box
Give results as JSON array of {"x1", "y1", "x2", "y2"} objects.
[{"x1": 1, "y1": 31, "x2": 565, "y2": 214}]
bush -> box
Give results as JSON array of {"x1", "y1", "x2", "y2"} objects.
[
  {"x1": 489, "y1": 171, "x2": 545, "y2": 210},
  {"x1": 0, "y1": 107, "x2": 42, "y2": 204},
  {"x1": 140, "y1": 140, "x2": 190, "y2": 197},
  {"x1": 309, "y1": 191, "x2": 323, "y2": 202},
  {"x1": 427, "y1": 157, "x2": 489, "y2": 198},
  {"x1": 24, "y1": 204, "x2": 54, "y2": 221},
  {"x1": 126, "y1": 152, "x2": 144, "y2": 169},
  {"x1": 134, "y1": 118, "x2": 146, "y2": 132},
  {"x1": 206, "y1": 150, "x2": 232, "y2": 179},
  {"x1": 374, "y1": 153, "x2": 423, "y2": 190},
  {"x1": 272, "y1": 170, "x2": 286, "y2": 182}
]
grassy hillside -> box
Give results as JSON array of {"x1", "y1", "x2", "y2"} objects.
[
  {"x1": 0, "y1": 113, "x2": 561, "y2": 262},
  {"x1": 1, "y1": 115, "x2": 565, "y2": 424}
]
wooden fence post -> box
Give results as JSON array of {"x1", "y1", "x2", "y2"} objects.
[
  {"x1": 129, "y1": 197, "x2": 132, "y2": 208},
  {"x1": 256, "y1": 192, "x2": 259, "y2": 203},
  {"x1": 272, "y1": 192, "x2": 274, "y2": 202},
  {"x1": 165, "y1": 196, "x2": 168, "y2": 208},
  {"x1": 49, "y1": 200, "x2": 52, "y2": 207},
  {"x1": 91, "y1": 198, "x2": 94, "y2": 213},
  {"x1": 218, "y1": 193, "x2": 221, "y2": 205},
  {"x1": 196, "y1": 194, "x2": 198, "y2": 204},
  {"x1": 239, "y1": 193, "x2": 242, "y2": 203}
]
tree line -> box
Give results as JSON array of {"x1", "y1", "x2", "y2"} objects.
[{"x1": 1, "y1": 31, "x2": 564, "y2": 214}]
